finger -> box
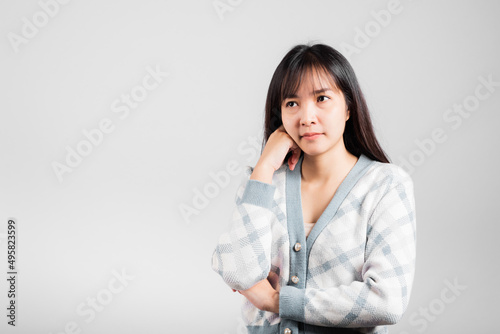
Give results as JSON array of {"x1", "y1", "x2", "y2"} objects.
[
  {"x1": 293, "y1": 148, "x2": 301, "y2": 163},
  {"x1": 277, "y1": 124, "x2": 286, "y2": 133},
  {"x1": 289, "y1": 148, "x2": 300, "y2": 170},
  {"x1": 288, "y1": 154, "x2": 296, "y2": 171}
]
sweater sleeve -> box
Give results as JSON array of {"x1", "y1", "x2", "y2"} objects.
[
  {"x1": 279, "y1": 172, "x2": 417, "y2": 327},
  {"x1": 211, "y1": 167, "x2": 277, "y2": 291}
]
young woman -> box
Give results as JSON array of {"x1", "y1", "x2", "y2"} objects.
[{"x1": 211, "y1": 43, "x2": 416, "y2": 334}]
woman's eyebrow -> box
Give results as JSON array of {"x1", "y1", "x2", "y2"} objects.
[
  {"x1": 284, "y1": 88, "x2": 333, "y2": 100},
  {"x1": 312, "y1": 88, "x2": 333, "y2": 94}
]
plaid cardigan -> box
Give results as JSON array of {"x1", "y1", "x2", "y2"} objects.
[{"x1": 211, "y1": 153, "x2": 416, "y2": 334}]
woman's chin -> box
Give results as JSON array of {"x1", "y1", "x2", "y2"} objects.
[{"x1": 302, "y1": 148, "x2": 328, "y2": 157}]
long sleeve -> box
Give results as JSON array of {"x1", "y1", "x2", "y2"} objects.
[
  {"x1": 279, "y1": 172, "x2": 417, "y2": 327},
  {"x1": 211, "y1": 167, "x2": 278, "y2": 291}
]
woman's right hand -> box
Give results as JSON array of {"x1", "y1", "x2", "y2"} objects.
[{"x1": 258, "y1": 125, "x2": 302, "y2": 172}]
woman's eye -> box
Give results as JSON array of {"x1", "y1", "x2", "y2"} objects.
[
  {"x1": 317, "y1": 95, "x2": 330, "y2": 102},
  {"x1": 285, "y1": 101, "x2": 297, "y2": 107}
]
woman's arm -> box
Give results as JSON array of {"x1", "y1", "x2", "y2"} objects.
[
  {"x1": 211, "y1": 166, "x2": 278, "y2": 291},
  {"x1": 279, "y1": 174, "x2": 417, "y2": 327},
  {"x1": 238, "y1": 274, "x2": 280, "y2": 313}
]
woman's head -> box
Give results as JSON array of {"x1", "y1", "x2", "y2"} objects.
[{"x1": 264, "y1": 43, "x2": 390, "y2": 163}]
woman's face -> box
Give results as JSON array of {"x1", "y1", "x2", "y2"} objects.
[{"x1": 281, "y1": 69, "x2": 350, "y2": 157}]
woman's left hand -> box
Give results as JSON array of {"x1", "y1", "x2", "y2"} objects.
[{"x1": 237, "y1": 272, "x2": 280, "y2": 313}]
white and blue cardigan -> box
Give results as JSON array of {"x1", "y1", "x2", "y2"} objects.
[{"x1": 211, "y1": 153, "x2": 416, "y2": 334}]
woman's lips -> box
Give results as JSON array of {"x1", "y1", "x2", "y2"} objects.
[{"x1": 302, "y1": 133, "x2": 322, "y2": 140}]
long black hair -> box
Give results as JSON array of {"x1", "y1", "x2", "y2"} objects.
[{"x1": 263, "y1": 43, "x2": 390, "y2": 164}]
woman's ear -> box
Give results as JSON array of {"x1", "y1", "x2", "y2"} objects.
[{"x1": 346, "y1": 109, "x2": 350, "y2": 121}]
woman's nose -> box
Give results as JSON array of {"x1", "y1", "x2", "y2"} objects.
[{"x1": 300, "y1": 102, "x2": 317, "y2": 126}]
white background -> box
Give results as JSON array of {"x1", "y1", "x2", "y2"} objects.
[{"x1": 1, "y1": 0, "x2": 499, "y2": 333}]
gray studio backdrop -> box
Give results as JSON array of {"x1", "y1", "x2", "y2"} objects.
[{"x1": 1, "y1": 0, "x2": 499, "y2": 333}]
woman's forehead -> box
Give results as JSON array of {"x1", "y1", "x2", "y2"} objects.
[
  {"x1": 300, "y1": 70, "x2": 336, "y2": 90},
  {"x1": 290, "y1": 68, "x2": 339, "y2": 96}
]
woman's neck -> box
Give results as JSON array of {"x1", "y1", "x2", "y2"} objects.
[{"x1": 301, "y1": 146, "x2": 358, "y2": 186}]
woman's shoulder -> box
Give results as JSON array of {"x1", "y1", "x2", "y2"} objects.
[{"x1": 363, "y1": 157, "x2": 414, "y2": 190}]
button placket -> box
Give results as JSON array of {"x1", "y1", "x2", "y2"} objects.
[{"x1": 283, "y1": 158, "x2": 307, "y2": 334}]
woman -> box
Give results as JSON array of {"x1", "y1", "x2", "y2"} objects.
[{"x1": 211, "y1": 43, "x2": 416, "y2": 334}]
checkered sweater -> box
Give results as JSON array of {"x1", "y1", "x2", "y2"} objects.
[{"x1": 211, "y1": 153, "x2": 416, "y2": 334}]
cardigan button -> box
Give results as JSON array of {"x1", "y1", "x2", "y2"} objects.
[
  {"x1": 291, "y1": 275, "x2": 299, "y2": 284},
  {"x1": 293, "y1": 242, "x2": 302, "y2": 252},
  {"x1": 284, "y1": 328, "x2": 292, "y2": 334}
]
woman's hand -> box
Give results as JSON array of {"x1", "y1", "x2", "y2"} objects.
[
  {"x1": 230, "y1": 271, "x2": 280, "y2": 313},
  {"x1": 258, "y1": 125, "x2": 302, "y2": 172}
]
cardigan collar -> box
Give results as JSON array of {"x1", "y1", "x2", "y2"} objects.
[{"x1": 285, "y1": 152, "x2": 376, "y2": 271}]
